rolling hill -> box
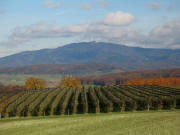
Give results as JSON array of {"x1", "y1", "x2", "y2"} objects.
[
  {"x1": 80, "y1": 68, "x2": 180, "y2": 85},
  {"x1": 0, "y1": 63, "x2": 123, "y2": 76},
  {"x1": 0, "y1": 42, "x2": 180, "y2": 70}
]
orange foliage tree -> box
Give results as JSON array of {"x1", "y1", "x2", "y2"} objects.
[
  {"x1": 58, "y1": 76, "x2": 82, "y2": 88},
  {"x1": 126, "y1": 77, "x2": 180, "y2": 86},
  {"x1": 25, "y1": 77, "x2": 46, "y2": 90}
]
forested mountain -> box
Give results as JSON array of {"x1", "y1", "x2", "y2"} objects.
[
  {"x1": 0, "y1": 63, "x2": 123, "y2": 76},
  {"x1": 0, "y1": 42, "x2": 180, "y2": 70}
]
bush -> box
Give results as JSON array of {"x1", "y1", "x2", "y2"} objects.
[
  {"x1": 58, "y1": 76, "x2": 82, "y2": 88},
  {"x1": 81, "y1": 87, "x2": 88, "y2": 113},
  {"x1": 25, "y1": 77, "x2": 46, "y2": 90},
  {"x1": 87, "y1": 87, "x2": 100, "y2": 113}
]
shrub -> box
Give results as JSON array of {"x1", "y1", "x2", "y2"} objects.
[
  {"x1": 59, "y1": 88, "x2": 74, "y2": 115},
  {"x1": 81, "y1": 87, "x2": 88, "y2": 113},
  {"x1": 87, "y1": 87, "x2": 100, "y2": 113},
  {"x1": 95, "y1": 87, "x2": 113, "y2": 113},
  {"x1": 25, "y1": 77, "x2": 46, "y2": 90},
  {"x1": 58, "y1": 76, "x2": 82, "y2": 88},
  {"x1": 71, "y1": 88, "x2": 81, "y2": 114},
  {"x1": 50, "y1": 88, "x2": 67, "y2": 115}
]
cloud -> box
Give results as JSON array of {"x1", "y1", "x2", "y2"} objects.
[
  {"x1": 81, "y1": 25, "x2": 146, "y2": 47},
  {"x1": 103, "y1": 11, "x2": 135, "y2": 26},
  {"x1": 0, "y1": 9, "x2": 6, "y2": 15},
  {"x1": 43, "y1": 0, "x2": 61, "y2": 9},
  {"x1": 148, "y1": 2, "x2": 161, "y2": 10},
  {"x1": 0, "y1": 20, "x2": 138, "y2": 48},
  {"x1": 68, "y1": 24, "x2": 88, "y2": 33},
  {"x1": 146, "y1": 20, "x2": 180, "y2": 48},
  {"x1": 0, "y1": 49, "x2": 15, "y2": 57},
  {"x1": 78, "y1": 3, "x2": 93, "y2": 11},
  {"x1": 1, "y1": 11, "x2": 180, "y2": 49}
]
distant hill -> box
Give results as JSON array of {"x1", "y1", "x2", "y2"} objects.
[
  {"x1": 0, "y1": 63, "x2": 123, "y2": 76},
  {"x1": 80, "y1": 68, "x2": 180, "y2": 85},
  {"x1": 0, "y1": 42, "x2": 180, "y2": 70}
]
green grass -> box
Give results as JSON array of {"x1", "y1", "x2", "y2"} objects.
[
  {"x1": 0, "y1": 110, "x2": 180, "y2": 135},
  {"x1": 0, "y1": 74, "x2": 101, "y2": 88},
  {"x1": 0, "y1": 74, "x2": 61, "y2": 87},
  {"x1": 83, "y1": 84, "x2": 101, "y2": 88}
]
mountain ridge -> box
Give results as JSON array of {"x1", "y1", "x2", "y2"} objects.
[
  {"x1": 0, "y1": 63, "x2": 124, "y2": 76},
  {"x1": 0, "y1": 42, "x2": 180, "y2": 70}
]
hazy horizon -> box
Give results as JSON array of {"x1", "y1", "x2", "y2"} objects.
[{"x1": 1, "y1": 41, "x2": 180, "y2": 58}]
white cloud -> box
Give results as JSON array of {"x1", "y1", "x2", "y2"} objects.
[
  {"x1": 1, "y1": 11, "x2": 180, "y2": 49},
  {"x1": 148, "y1": 2, "x2": 161, "y2": 10},
  {"x1": 0, "y1": 21, "x2": 140, "y2": 48},
  {"x1": 0, "y1": 9, "x2": 6, "y2": 15},
  {"x1": 103, "y1": 11, "x2": 135, "y2": 26},
  {"x1": 147, "y1": 20, "x2": 180, "y2": 48},
  {"x1": 68, "y1": 24, "x2": 88, "y2": 33},
  {"x1": 43, "y1": 0, "x2": 61, "y2": 9},
  {"x1": 0, "y1": 49, "x2": 15, "y2": 57},
  {"x1": 81, "y1": 25, "x2": 146, "y2": 47}
]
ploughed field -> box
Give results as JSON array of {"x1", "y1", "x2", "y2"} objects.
[{"x1": 0, "y1": 85, "x2": 180, "y2": 118}]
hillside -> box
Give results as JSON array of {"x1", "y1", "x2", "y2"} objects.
[
  {"x1": 80, "y1": 68, "x2": 180, "y2": 85},
  {"x1": 0, "y1": 63, "x2": 123, "y2": 76},
  {"x1": 0, "y1": 42, "x2": 180, "y2": 70}
]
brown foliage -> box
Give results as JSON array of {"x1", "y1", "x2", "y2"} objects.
[
  {"x1": 126, "y1": 77, "x2": 180, "y2": 86},
  {"x1": 58, "y1": 76, "x2": 82, "y2": 88},
  {"x1": 81, "y1": 68, "x2": 180, "y2": 85},
  {"x1": 0, "y1": 85, "x2": 24, "y2": 92},
  {"x1": 25, "y1": 77, "x2": 46, "y2": 90}
]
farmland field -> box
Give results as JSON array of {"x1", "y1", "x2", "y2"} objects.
[
  {"x1": 0, "y1": 85, "x2": 180, "y2": 118},
  {"x1": 0, "y1": 111, "x2": 180, "y2": 135},
  {"x1": 0, "y1": 74, "x2": 61, "y2": 87}
]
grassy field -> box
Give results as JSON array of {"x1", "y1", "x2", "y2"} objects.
[
  {"x1": 0, "y1": 111, "x2": 180, "y2": 135},
  {"x1": 0, "y1": 74, "x2": 61, "y2": 87},
  {"x1": 0, "y1": 74, "x2": 99, "y2": 88}
]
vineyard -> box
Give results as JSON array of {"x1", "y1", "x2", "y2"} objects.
[{"x1": 0, "y1": 85, "x2": 180, "y2": 118}]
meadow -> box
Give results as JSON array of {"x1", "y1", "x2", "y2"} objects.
[
  {"x1": 0, "y1": 111, "x2": 180, "y2": 135},
  {"x1": 0, "y1": 74, "x2": 61, "y2": 87}
]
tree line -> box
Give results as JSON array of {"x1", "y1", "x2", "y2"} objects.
[
  {"x1": 25, "y1": 76, "x2": 82, "y2": 90},
  {"x1": 126, "y1": 77, "x2": 180, "y2": 86},
  {"x1": 0, "y1": 76, "x2": 180, "y2": 92}
]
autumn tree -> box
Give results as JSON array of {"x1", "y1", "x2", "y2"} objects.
[
  {"x1": 25, "y1": 77, "x2": 46, "y2": 90},
  {"x1": 58, "y1": 76, "x2": 82, "y2": 88},
  {"x1": 126, "y1": 77, "x2": 180, "y2": 86}
]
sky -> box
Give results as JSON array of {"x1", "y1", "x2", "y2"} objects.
[{"x1": 0, "y1": 0, "x2": 180, "y2": 57}]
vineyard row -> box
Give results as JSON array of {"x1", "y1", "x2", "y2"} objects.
[{"x1": 0, "y1": 85, "x2": 180, "y2": 117}]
